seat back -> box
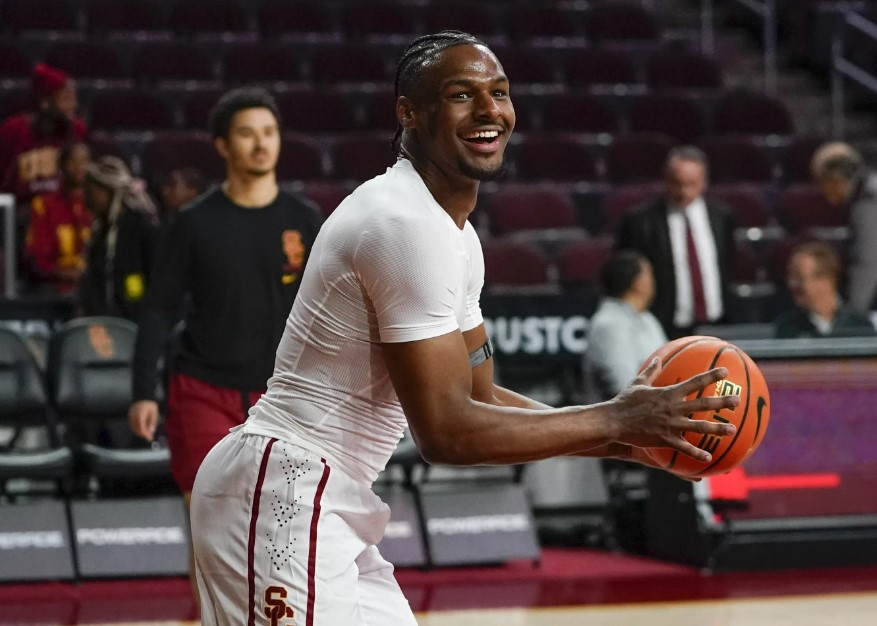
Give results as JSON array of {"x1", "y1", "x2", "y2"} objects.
[
  {"x1": 48, "y1": 317, "x2": 136, "y2": 419},
  {"x1": 0, "y1": 327, "x2": 48, "y2": 428}
]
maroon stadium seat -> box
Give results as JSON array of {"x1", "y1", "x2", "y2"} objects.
[
  {"x1": 486, "y1": 185, "x2": 579, "y2": 236},
  {"x1": 342, "y1": 3, "x2": 421, "y2": 40},
  {"x1": 423, "y1": 4, "x2": 501, "y2": 42},
  {"x1": 731, "y1": 240, "x2": 763, "y2": 283},
  {"x1": 133, "y1": 42, "x2": 216, "y2": 83},
  {"x1": 275, "y1": 90, "x2": 359, "y2": 133},
  {"x1": 647, "y1": 50, "x2": 723, "y2": 90},
  {"x1": 2, "y1": 0, "x2": 78, "y2": 33},
  {"x1": 698, "y1": 136, "x2": 776, "y2": 183},
  {"x1": 330, "y1": 134, "x2": 396, "y2": 182},
  {"x1": 89, "y1": 0, "x2": 166, "y2": 35},
  {"x1": 361, "y1": 89, "x2": 398, "y2": 134},
  {"x1": 302, "y1": 182, "x2": 353, "y2": 218},
  {"x1": 708, "y1": 184, "x2": 774, "y2": 228},
  {"x1": 508, "y1": 6, "x2": 579, "y2": 41},
  {"x1": 605, "y1": 133, "x2": 674, "y2": 184},
  {"x1": 556, "y1": 237, "x2": 614, "y2": 287},
  {"x1": 782, "y1": 135, "x2": 825, "y2": 184},
  {"x1": 602, "y1": 183, "x2": 662, "y2": 232},
  {"x1": 277, "y1": 135, "x2": 326, "y2": 182},
  {"x1": 514, "y1": 136, "x2": 600, "y2": 182},
  {"x1": 141, "y1": 131, "x2": 225, "y2": 184},
  {"x1": 565, "y1": 49, "x2": 639, "y2": 89},
  {"x1": 259, "y1": 1, "x2": 335, "y2": 40},
  {"x1": 584, "y1": 4, "x2": 659, "y2": 44},
  {"x1": 0, "y1": 42, "x2": 32, "y2": 79},
  {"x1": 628, "y1": 94, "x2": 708, "y2": 144},
  {"x1": 168, "y1": 0, "x2": 249, "y2": 36},
  {"x1": 713, "y1": 90, "x2": 795, "y2": 136},
  {"x1": 491, "y1": 48, "x2": 558, "y2": 86},
  {"x1": 481, "y1": 240, "x2": 551, "y2": 289},
  {"x1": 776, "y1": 184, "x2": 847, "y2": 233},
  {"x1": 310, "y1": 44, "x2": 389, "y2": 85},
  {"x1": 541, "y1": 95, "x2": 620, "y2": 134},
  {"x1": 87, "y1": 133, "x2": 132, "y2": 166},
  {"x1": 182, "y1": 88, "x2": 224, "y2": 131},
  {"x1": 89, "y1": 89, "x2": 176, "y2": 131},
  {"x1": 223, "y1": 43, "x2": 305, "y2": 84},
  {"x1": 0, "y1": 87, "x2": 29, "y2": 121},
  {"x1": 44, "y1": 41, "x2": 128, "y2": 81}
]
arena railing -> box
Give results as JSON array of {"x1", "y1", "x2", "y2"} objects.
[
  {"x1": 1, "y1": 193, "x2": 15, "y2": 299},
  {"x1": 831, "y1": 10, "x2": 877, "y2": 138}
]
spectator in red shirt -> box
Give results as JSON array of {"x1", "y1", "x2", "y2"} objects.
[
  {"x1": 0, "y1": 63, "x2": 88, "y2": 218},
  {"x1": 24, "y1": 141, "x2": 92, "y2": 294}
]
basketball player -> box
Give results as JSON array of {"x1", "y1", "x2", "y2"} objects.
[{"x1": 190, "y1": 32, "x2": 738, "y2": 625}]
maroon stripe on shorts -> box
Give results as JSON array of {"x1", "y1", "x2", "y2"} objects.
[
  {"x1": 247, "y1": 438, "x2": 276, "y2": 626},
  {"x1": 306, "y1": 458, "x2": 331, "y2": 626}
]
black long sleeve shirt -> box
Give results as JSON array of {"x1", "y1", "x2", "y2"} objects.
[{"x1": 132, "y1": 187, "x2": 322, "y2": 401}]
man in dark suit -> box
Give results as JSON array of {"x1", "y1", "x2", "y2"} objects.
[{"x1": 616, "y1": 145, "x2": 736, "y2": 339}]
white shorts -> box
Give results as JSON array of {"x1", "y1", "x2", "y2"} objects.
[{"x1": 190, "y1": 428, "x2": 417, "y2": 625}]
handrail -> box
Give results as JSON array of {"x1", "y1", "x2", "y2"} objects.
[
  {"x1": 0, "y1": 193, "x2": 15, "y2": 298},
  {"x1": 832, "y1": 10, "x2": 877, "y2": 138},
  {"x1": 727, "y1": 0, "x2": 778, "y2": 95}
]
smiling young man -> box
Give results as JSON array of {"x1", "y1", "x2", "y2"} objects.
[
  {"x1": 128, "y1": 86, "x2": 321, "y2": 503},
  {"x1": 189, "y1": 33, "x2": 737, "y2": 625}
]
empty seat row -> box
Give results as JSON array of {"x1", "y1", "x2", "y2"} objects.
[
  {"x1": 0, "y1": 39, "x2": 723, "y2": 92},
  {"x1": 1, "y1": 0, "x2": 660, "y2": 44}
]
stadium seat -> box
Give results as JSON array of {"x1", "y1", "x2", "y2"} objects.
[
  {"x1": 698, "y1": 136, "x2": 776, "y2": 183},
  {"x1": 628, "y1": 94, "x2": 708, "y2": 144},
  {"x1": 302, "y1": 182, "x2": 353, "y2": 218},
  {"x1": 514, "y1": 135, "x2": 600, "y2": 182},
  {"x1": 168, "y1": 0, "x2": 250, "y2": 37},
  {"x1": 708, "y1": 184, "x2": 774, "y2": 228},
  {"x1": 330, "y1": 134, "x2": 396, "y2": 182},
  {"x1": 44, "y1": 41, "x2": 128, "y2": 81},
  {"x1": 485, "y1": 185, "x2": 581, "y2": 236},
  {"x1": 776, "y1": 184, "x2": 847, "y2": 233},
  {"x1": 89, "y1": 0, "x2": 167, "y2": 35},
  {"x1": 277, "y1": 135, "x2": 326, "y2": 182},
  {"x1": 782, "y1": 135, "x2": 825, "y2": 184},
  {"x1": 731, "y1": 240, "x2": 764, "y2": 283},
  {"x1": 507, "y1": 6, "x2": 580, "y2": 41},
  {"x1": 601, "y1": 183, "x2": 662, "y2": 232},
  {"x1": 275, "y1": 89, "x2": 359, "y2": 133},
  {"x1": 605, "y1": 133, "x2": 674, "y2": 184},
  {"x1": 182, "y1": 87, "x2": 225, "y2": 130},
  {"x1": 87, "y1": 134, "x2": 132, "y2": 166},
  {"x1": 223, "y1": 43, "x2": 305, "y2": 84},
  {"x1": 491, "y1": 48, "x2": 559, "y2": 86},
  {"x1": 565, "y1": 49, "x2": 639, "y2": 89},
  {"x1": 423, "y1": 4, "x2": 501, "y2": 42},
  {"x1": 713, "y1": 90, "x2": 795, "y2": 136},
  {"x1": 0, "y1": 87, "x2": 30, "y2": 122},
  {"x1": 310, "y1": 44, "x2": 390, "y2": 85},
  {"x1": 361, "y1": 88, "x2": 399, "y2": 133},
  {"x1": 555, "y1": 237, "x2": 614, "y2": 289},
  {"x1": 481, "y1": 240, "x2": 552, "y2": 290},
  {"x1": 141, "y1": 132, "x2": 225, "y2": 184},
  {"x1": 132, "y1": 42, "x2": 217, "y2": 83},
  {"x1": 88, "y1": 89, "x2": 176, "y2": 131},
  {"x1": 2, "y1": 0, "x2": 79, "y2": 33},
  {"x1": 647, "y1": 50, "x2": 723, "y2": 90},
  {"x1": 258, "y1": 0, "x2": 336, "y2": 41},
  {"x1": 541, "y1": 94, "x2": 621, "y2": 134},
  {"x1": 342, "y1": 2, "x2": 421, "y2": 40},
  {"x1": 0, "y1": 327, "x2": 73, "y2": 494},
  {"x1": 584, "y1": 4, "x2": 660, "y2": 44},
  {"x1": 47, "y1": 317, "x2": 171, "y2": 494},
  {"x1": 0, "y1": 41, "x2": 32, "y2": 79}
]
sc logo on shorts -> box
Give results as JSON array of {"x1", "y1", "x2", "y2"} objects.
[{"x1": 264, "y1": 586, "x2": 295, "y2": 625}]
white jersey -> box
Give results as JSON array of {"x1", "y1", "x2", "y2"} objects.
[{"x1": 243, "y1": 159, "x2": 485, "y2": 484}]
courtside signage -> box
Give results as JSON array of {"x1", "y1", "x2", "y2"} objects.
[{"x1": 0, "y1": 501, "x2": 75, "y2": 581}]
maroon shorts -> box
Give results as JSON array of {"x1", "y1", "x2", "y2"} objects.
[{"x1": 165, "y1": 373, "x2": 264, "y2": 493}]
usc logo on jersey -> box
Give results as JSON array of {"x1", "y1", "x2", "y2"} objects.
[{"x1": 264, "y1": 586, "x2": 295, "y2": 626}]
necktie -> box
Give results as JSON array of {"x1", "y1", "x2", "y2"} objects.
[{"x1": 685, "y1": 214, "x2": 708, "y2": 324}]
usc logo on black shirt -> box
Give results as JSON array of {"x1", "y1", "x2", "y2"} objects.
[{"x1": 281, "y1": 229, "x2": 305, "y2": 284}]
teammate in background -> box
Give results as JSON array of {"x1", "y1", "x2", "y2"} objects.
[
  {"x1": 190, "y1": 32, "x2": 737, "y2": 625},
  {"x1": 128, "y1": 85, "x2": 321, "y2": 503},
  {"x1": 24, "y1": 142, "x2": 92, "y2": 294}
]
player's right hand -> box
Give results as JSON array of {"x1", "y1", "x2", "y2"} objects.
[
  {"x1": 608, "y1": 357, "x2": 738, "y2": 463},
  {"x1": 128, "y1": 400, "x2": 159, "y2": 442}
]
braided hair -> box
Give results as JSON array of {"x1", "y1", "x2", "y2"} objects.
[{"x1": 391, "y1": 30, "x2": 486, "y2": 154}]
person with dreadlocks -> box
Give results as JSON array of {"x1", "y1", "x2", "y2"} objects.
[
  {"x1": 189, "y1": 32, "x2": 737, "y2": 625},
  {"x1": 76, "y1": 155, "x2": 160, "y2": 320}
]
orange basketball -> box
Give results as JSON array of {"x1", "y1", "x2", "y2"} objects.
[{"x1": 639, "y1": 336, "x2": 770, "y2": 477}]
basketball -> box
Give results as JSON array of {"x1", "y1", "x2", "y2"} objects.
[{"x1": 639, "y1": 336, "x2": 770, "y2": 478}]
